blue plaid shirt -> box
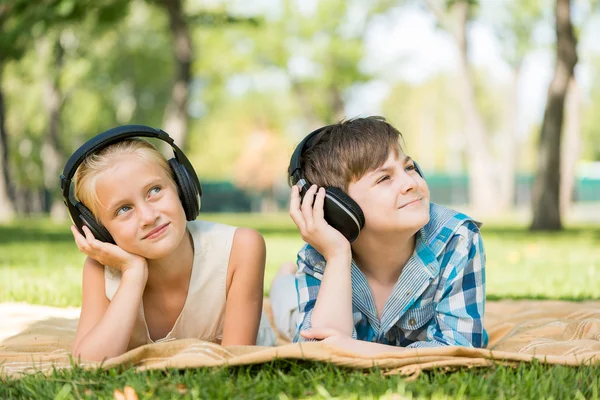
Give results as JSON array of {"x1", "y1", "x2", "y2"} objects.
[{"x1": 293, "y1": 203, "x2": 488, "y2": 348}]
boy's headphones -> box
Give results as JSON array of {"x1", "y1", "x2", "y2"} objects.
[
  {"x1": 60, "y1": 125, "x2": 202, "y2": 244},
  {"x1": 288, "y1": 125, "x2": 424, "y2": 243}
]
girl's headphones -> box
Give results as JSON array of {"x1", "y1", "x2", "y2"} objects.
[
  {"x1": 60, "y1": 125, "x2": 202, "y2": 244},
  {"x1": 287, "y1": 125, "x2": 423, "y2": 243}
]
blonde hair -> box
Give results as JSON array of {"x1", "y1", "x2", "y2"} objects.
[
  {"x1": 299, "y1": 116, "x2": 403, "y2": 191},
  {"x1": 74, "y1": 138, "x2": 174, "y2": 219}
]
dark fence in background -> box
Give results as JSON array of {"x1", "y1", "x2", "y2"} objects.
[{"x1": 200, "y1": 175, "x2": 600, "y2": 213}]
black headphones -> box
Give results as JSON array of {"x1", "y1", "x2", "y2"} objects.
[
  {"x1": 60, "y1": 125, "x2": 202, "y2": 244},
  {"x1": 288, "y1": 125, "x2": 423, "y2": 243}
]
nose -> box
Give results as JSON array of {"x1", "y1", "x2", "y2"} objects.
[
  {"x1": 138, "y1": 202, "x2": 159, "y2": 227},
  {"x1": 397, "y1": 169, "x2": 417, "y2": 195}
]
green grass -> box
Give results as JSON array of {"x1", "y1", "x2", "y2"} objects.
[
  {"x1": 1, "y1": 215, "x2": 600, "y2": 399},
  {"x1": 1, "y1": 360, "x2": 599, "y2": 399},
  {"x1": 1, "y1": 214, "x2": 599, "y2": 306}
]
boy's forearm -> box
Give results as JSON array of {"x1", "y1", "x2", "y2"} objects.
[
  {"x1": 309, "y1": 253, "x2": 354, "y2": 336},
  {"x1": 74, "y1": 273, "x2": 145, "y2": 361}
]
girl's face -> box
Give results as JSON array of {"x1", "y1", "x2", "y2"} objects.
[{"x1": 94, "y1": 155, "x2": 188, "y2": 260}]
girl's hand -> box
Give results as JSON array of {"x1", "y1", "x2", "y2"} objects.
[
  {"x1": 289, "y1": 185, "x2": 351, "y2": 261},
  {"x1": 71, "y1": 225, "x2": 147, "y2": 281}
]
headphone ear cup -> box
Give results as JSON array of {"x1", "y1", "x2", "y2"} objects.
[
  {"x1": 75, "y1": 203, "x2": 114, "y2": 244},
  {"x1": 169, "y1": 158, "x2": 200, "y2": 220},
  {"x1": 413, "y1": 161, "x2": 424, "y2": 179},
  {"x1": 322, "y1": 187, "x2": 365, "y2": 243}
]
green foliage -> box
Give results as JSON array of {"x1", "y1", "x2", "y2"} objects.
[
  {"x1": 0, "y1": 0, "x2": 129, "y2": 61},
  {"x1": 492, "y1": 0, "x2": 546, "y2": 67},
  {"x1": 2, "y1": 0, "x2": 600, "y2": 217}
]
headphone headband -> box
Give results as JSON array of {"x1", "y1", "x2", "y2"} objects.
[
  {"x1": 287, "y1": 121, "x2": 425, "y2": 244},
  {"x1": 61, "y1": 124, "x2": 202, "y2": 244},
  {"x1": 288, "y1": 125, "x2": 332, "y2": 185},
  {"x1": 60, "y1": 125, "x2": 195, "y2": 199}
]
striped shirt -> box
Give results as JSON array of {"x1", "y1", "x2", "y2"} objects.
[{"x1": 293, "y1": 203, "x2": 488, "y2": 348}]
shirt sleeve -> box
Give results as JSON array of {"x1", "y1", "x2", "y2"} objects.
[
  {"x1": 407, "y1": 221, "x2": 488, "y2": 348},
  {"x1": 292, "y1": 245, "x2": 358, "y2": 342}
]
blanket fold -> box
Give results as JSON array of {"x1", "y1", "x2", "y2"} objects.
[{"x1": 1, "y1": 300, "x2": 599, "y2": 377}]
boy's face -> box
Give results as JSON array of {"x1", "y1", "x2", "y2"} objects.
[
  {"x1": 94, "y1": 156, "x2": 188, "y2": 260},
  {"x1": 347, "y1": 150, "x2": 430, "y2": 237}
]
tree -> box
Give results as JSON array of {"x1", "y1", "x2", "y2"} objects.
[
  {"x1": 581, "y1": 56, "x2": 600, "y2": 161},
  {"x1": 151, "y1": 0, "x2": 192, "y2": 149},
  {"x1": 0, "y1": 0, "x2": 129, "y2": 220},
  {"x1": 425, "y1": 0, "x2": 500, "y2": 216},
  {"x1": 493, "y1": 0, "x2": 544, "y2": 212},
  {"x1": 530, "y1": 0, "x2": 578, "y2": 230}
]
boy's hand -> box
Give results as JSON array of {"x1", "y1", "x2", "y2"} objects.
[
  {"x1": 300, "y1": 327, "x2": 354, "y2": 348},
  {"x1": 289, "y1": 185, "x2": 351, "y2": 261},
  {"x1": 71, "y1": 225, "x2": 147, "y2": 282}
]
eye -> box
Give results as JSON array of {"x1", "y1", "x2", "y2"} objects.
[
  {"x1": 405, "y1": 164, "x2": 416, "y2": 172},
  {"x1": 376, "y1": 175, "x2": 390, "y2": 184},
  {"x1": 116, "y1": 205, "x2": 131, "y2": 216},
  {"x1": 148, "y1": 186, "x2": 161, "y2": 196}
]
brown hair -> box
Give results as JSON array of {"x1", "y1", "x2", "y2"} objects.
[
  {"x1": 297, "y1": 116, "x2": 404, "y2": 190},
  {"x1": 74, "y1": 138, "x2": 174, "y2": 219}
]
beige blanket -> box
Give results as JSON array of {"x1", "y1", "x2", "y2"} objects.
[{"x1": 1, "y1": 300, "x2": 599, "y2": 378}]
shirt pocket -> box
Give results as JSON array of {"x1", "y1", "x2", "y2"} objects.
[{"x1": 398, "y1": 301, "x2": 435, "y2": 331}]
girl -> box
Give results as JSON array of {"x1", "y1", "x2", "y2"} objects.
[{"x1": 64, "y1": 126, "x2": 275, "y2": 361}]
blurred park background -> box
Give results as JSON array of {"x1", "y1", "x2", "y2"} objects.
[
  {"x1": 0, "y1": 0, "x2": 598, "y2": 225},
  {"x1": 0, "y1": 0, "x2": 599, "y2": 306},
  {"x1": 1, "y1": 1, "x2": 600, "y2": 396}
]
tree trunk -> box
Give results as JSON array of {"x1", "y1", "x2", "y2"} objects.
[
  {"x1": 330, "y1": 87, "x2": 345, "y2": 122},
  {"x1": 530, "y1": 0, "x2": 578, "y2": 231},
  {"x1": 158, "y1": 0, "x2": 191, "y2": 149},
  {"x1": 0, "y1": 61, "x2": 15, "y2": 222},
  {"x1": 40, "y1": 36, "x2": 68, "y2": 221},
  {"x1": 419, "y1": 105, "x2": 436, "y2": 170},
  {"x1": 560, "y1": 78, "x2": 581, "y2": 217},
  {"x1": 452, "y1": 1, "x2": 499, "y2": 216},
  {"x1": 498, "y1": 65, "x2": 521, "y2": 212},
  {"x1": 426, "y1": 0, "x2": 499, "y2": 216}
]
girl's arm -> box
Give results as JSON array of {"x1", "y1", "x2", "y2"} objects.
[
  {"x1": 72, "y1": 257, "x2": 147, "y2": 361},
  {"x1": 71, "y1": 226, "x2": 148, "y2": 361},
  {"x1": 221, "y1": 228, "x2": 266, "y2": 346}
]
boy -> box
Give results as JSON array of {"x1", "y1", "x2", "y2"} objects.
[{"x1": 273, "y1": 116, "x2": 487, "y2": 355}]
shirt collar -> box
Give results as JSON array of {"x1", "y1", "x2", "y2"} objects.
[{"x1": 420, "y1": 203, "x2": 482, "y2": 259}]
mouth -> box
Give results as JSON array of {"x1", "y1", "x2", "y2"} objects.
[
  {"x1": 398, "y1": 198, "x2": 422, "y2": 209},
  {"x1": 143, "y1": 223, "x2": 170, "y2": 239}
]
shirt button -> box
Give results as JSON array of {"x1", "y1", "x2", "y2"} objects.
[{"x1": 409, "y1": 317, "x2": 417, "y2": 327}]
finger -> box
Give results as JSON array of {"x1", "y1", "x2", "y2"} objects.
[
  {"x1": 82, "y1": 225, "x2": 103, "y2": 249},
  {"x1": 289, "y1": 186, "x2": 306, "y2": 232},
  {"x1": 301, "y1": 185, "x2": 318, "y2": 227},
  {"x1": 82, "y1": 225, "x2": 107, "y2": 254},
  {"x1": 313, "y1": 187, "x2": 326, "y2": 222},
  {"x1": 300, "y1": 327, "x2": 336, "y2": 340},
  {"x1": 82, "y1": 225, "x2": 96, "y2": 241},
  {"x1": 71, "y1": 226, "x2": 91, "y2": 252},
  {"x1": 70, "y1": 225, "x2": 84, "y2": 240}
]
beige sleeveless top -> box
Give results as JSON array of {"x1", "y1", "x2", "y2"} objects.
[{"x1": 104, "y1": 219, "x2": 275, "y2": 349}]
